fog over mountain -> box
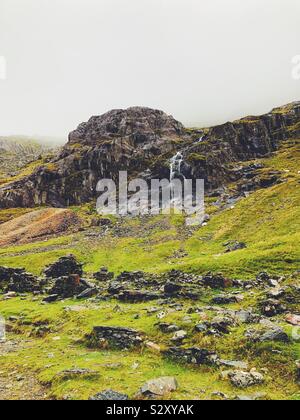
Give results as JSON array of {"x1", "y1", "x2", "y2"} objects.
[{"x1": 0, "y1": 0, "x2": 300, "y2": 138}]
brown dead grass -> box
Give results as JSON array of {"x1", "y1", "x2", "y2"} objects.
[{"x1": 0, "y1": 208, "x2": 81, "y2": 247}]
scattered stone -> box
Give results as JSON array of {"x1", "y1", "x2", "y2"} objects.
[
  {"x1": 285, "y1": 314, "x2": 300, "y2": 326},
  {"x1": 43, "y1": 294, "x2": 59, "y2": 303},
  {"x1": 44, "y1": 255, "x2": 83, "y2": 278},
  {"x1": 212, "y1": 294, "x2": 243, "y2": 305},
  {"x1": 212, "y1": 391, "x2": 229, "y2": 399},
  {"x1": 256, "y1": 272, "x2": 279, "y2": 287},
  {"x1": 49, "y1": 275, "x2": 92, "y2": 298},
  {"x1": 145, "y1": 341, "x2": 161, "y2": 352},
  {"x1": 246, "y1": 327, "x2": 289, "y2": 343},
  {"x1": 2, "y1": 291, "x2": 17, "y2": 299},
  {"x1": 164, "y1": 282, "x2": 182, "y2": 296},
  {"x1": 117, "y1": 290, "x2": 161, "y2": 303},
  {"x1": 0, "y1": 267, "x2": 40, "y2": 294},
  {"x1": 163, "y1": 347, "x2": 218, "y2": 366},
  {"x1": 89, "y1": 390, "x2": 129, "y2": 401},
  {"x1": 228, "y1": 370, "x2": 264, "y2": 388},
  {"x1": 138, "y1": 377, "x2": 178, "y2": 398},
  {"x1": 259, "y1": 299, "x2": 287, "y2": 317},
  {"x1": 210, "y1": 315, "x2": 236, "y2": 335},
  {"x1": 202, "y1": 273, "x2": 233, "y2": 289},
  {"x1": 76, "y1": 288, "x2": 98, "y2": 299},
  {"x1": 194, "y1": 324, "x2": 208, "y2": 333},
  {"x1": 223, "y1": 241, "x2": 247, "y2": 253},
  {"x1": 234, "y1": 310, "x2": 261, "y2": 324},
  {"x1": 86, "y1": 326, "x2": 144, "y2": 350},
  {"x1": 267, "y1": 288, "x2": 286, "y2": 299},
  {"x1": 234, "y1": 393, "x2": 267, "y2": 401},
  {"x1": 158, "y1": 323, "x2": 180, "y2": 333},
  {"x1": 93, "y1": 267, "x2": 114, "y2": 282},
  {"x1": 171, "y1": 330, "x2": 187, "y2": 344}
]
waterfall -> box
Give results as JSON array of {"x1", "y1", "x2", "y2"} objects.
[{"x1": 170, "y1": 152, "x2": 184, "y2": 181}]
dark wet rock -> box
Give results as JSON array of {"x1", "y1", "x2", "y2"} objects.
[
  {"x1": 0, "y1": 267, "x2": 16, "y2": 283},
  {"x1": 228, "y1": 370, "x2": 264, "y2": 388},
  {"x1": 256, "y1": 272, "x2": 280, "y2": 288},
  {"x1": 164, "y1": 282, "x2": 182, "y2": 296},
  {"x1": 117, "y1": 290, "x2": 162, "y2": 303},
  {"x1": 259, "y1": 299, "x2": 287, "y2": 317},
  {"x1": 223, "y1": 241, "x2": 247, "y2": 253},
  {"x1": 89, "y1": 390, "x2": 129, "y2": 401},
  {"x1": 246, "y1": 327, "x2": 289, "y2": 343},
  {"x1": 76, "y1": 288, "x2": 98, "y2": 299},
  {"x1": 202, "y1": 273, "x2": 233, "y2": 289},
  {"x1": 44, "y1": 255, "x2": 83, "y2": 278},
  {"x1": 0, "y1": 267, "x2": 40, "y2": 294},
  {"x1": 138, "y1": 377, "x2": 178, "y2": 398},
  {"x1": 267, "y1": 288, "x2": 286, "y2": 299},
  {"x1": 210, "y1": 315, "x2": 237, "y2": 335},
  {"x1": 0, "y1": 266, "x2": 41, "y2": 293},
  {"x1": 43, "y1": 294, "x2": 59, "y2": 303},
  {"x1": 86, "y1": 326, "x2": 144, "y2": 350},
  {"x1": 163, "y1": 347, "x2": 218, "y2": 366},
  {"x1": 212, "y1": 294, "x2": 242, "y2": 305},
  {"x1": 158, "y1": 323, "x2": 180, "y2": 333},
  {"x1": 93, "y1": 267, "x2": 114, "y2": 282},
  {"x1": 49, "y1": 275, "x2": 91, "y2": 298},
  {"x1": 107, "y1": 282, "x2": 124, "y2": 295}
]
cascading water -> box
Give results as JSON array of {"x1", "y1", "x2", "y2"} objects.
[
  {"x1": 170, "y1": 152, "x2": 184, "y2": 181},
  {"x1": 170, "y1": 152, "x2": 185, "y2": 208}
]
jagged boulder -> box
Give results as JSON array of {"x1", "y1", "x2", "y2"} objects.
[
  {"x1": 49, "y1": 275, "x2": 91, "y2": 298},
  {"x1": 93, "y1": 267, "x2": 114, "y2": 282},
  {"x1": 163, "y1": 347, "x2": 218, "y2": 366},
  {"x1": 202, "y1": 272, "x2": 233, "y2": 289},
  {"x1": 0, "y1": 267, "x2": 40, "y2": 293},
  {"x1": 228, "y1": 370, "x2": 264, "y2": 388},
  {"x1": 86, "y1": 326, "x2": 144, "y2": 350},
  {"x1": 44, "y1": 255, "x2": 83, "y2": 278},
  {"x1": 117, "y1": 290, "x2": 162, "y2": 303}
]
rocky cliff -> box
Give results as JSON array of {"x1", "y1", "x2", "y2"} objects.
[{"x1": 0, "y1": 103, "x2": 299, "y2": 208}]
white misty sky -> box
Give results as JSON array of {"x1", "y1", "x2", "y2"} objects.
[{"x1": 0, "y1": 0, "x2": 300, "y2": 138}]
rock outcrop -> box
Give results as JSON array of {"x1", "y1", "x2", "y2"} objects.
[{"x1": 0, "y1": 102, "x2": 299, "y2": 208}]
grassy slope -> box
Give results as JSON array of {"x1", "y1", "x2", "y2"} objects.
[{"x1": 0, "y1": 141, "x2": 299, "y2": 279}]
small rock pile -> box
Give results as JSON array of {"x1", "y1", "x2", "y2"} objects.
[
  {"x1": 48, "y1": 275, "x2": 92, "y2": 299},
  {"x1": 202, "y1": 272, "x2": 233, "y2": 289},
  {"x1": 93, "y1": 267, "x2": 114, "y2": 282},
  {"x1": 44, "y1": 255, "x2": 83, "y2": 278},
  {"x1": 86, "y1": 326, "x2": 144, "y2": 350},
  {"x1": 164, "y1": 347, "x2": 218, "y2": 366},
  {"x1": 0, "y1": 266, "x2": 40, "y2": 293}
]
